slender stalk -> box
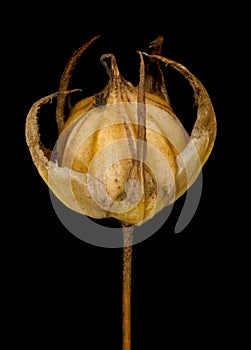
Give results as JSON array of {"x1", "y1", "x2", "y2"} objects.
[{"x1": 122, "y1": 223, "x2": 134, "y2": 350}]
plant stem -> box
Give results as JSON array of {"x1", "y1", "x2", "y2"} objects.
[{"x1": 122, "y1": 223, "x2": 134, "y2": 350}]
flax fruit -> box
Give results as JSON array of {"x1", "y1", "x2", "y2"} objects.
[{"x1": 25, "y1": 35, "x2": 216, "y2": 225}]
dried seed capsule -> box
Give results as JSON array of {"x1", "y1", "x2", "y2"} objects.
[{"x1": 25, "y1": 35, "x2": 216, "y2": 226}]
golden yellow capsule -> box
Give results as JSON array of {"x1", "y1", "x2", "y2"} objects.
[{"x1": 25, "y1": 35, "x2": 216, "y2": 226}]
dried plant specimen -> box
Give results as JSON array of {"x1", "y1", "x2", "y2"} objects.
[{"x1": 25, "y1": 35, "x2": 216, "y2": 349}]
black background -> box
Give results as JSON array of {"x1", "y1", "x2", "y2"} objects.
[{"x1": 6, "y1": 3, "x2": 246, "y2": 349}]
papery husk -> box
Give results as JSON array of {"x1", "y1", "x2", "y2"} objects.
[{"x1": 25, "y1": 36, "x2": 216, "y2": 226}]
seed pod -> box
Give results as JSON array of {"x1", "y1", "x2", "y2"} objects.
[{"x1": 25, "y1": 35, "x2": 216, "y2": 226}]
